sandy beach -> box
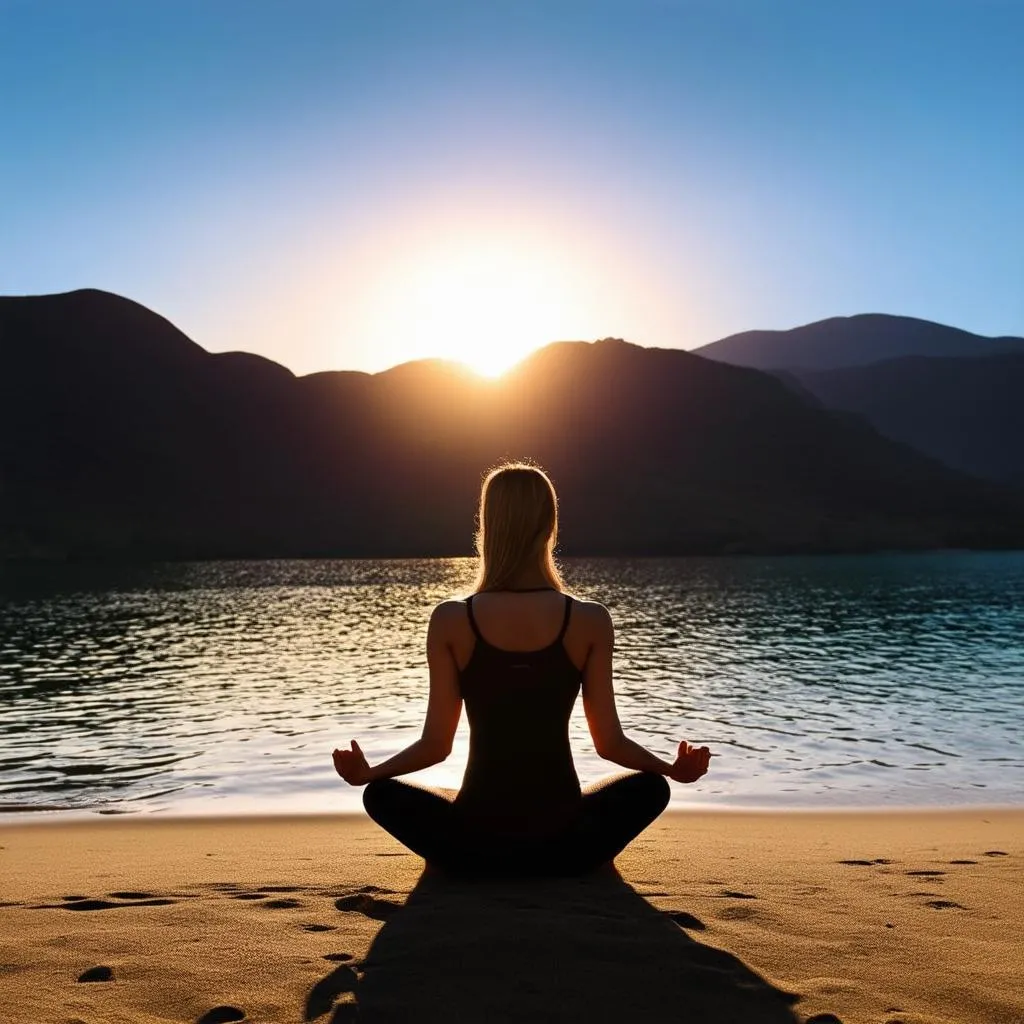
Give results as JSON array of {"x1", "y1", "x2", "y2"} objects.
[{"x1": 1, "y1": 808, "x2": 1021, "y2": 1024}]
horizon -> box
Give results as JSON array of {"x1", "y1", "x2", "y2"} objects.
[
  {"x1": 2, "y1": 1, "x2": 1022, "y2": 376},
  {"x1": 8, "y1": 286, "x2": 1023, "y2": 380}
]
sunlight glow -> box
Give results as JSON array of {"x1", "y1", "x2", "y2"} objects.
[
  {"x1": 352, "y1": 230, "x2": 598, "y2": 376},
  {"x1": 406, "y1": 249, "x2": 577, "y2": 376}
]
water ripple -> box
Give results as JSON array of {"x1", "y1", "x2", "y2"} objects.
[{"x1": 1, "y1": 553, "x2": 1022, "y2": 816}]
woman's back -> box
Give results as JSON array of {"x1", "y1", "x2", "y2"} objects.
[
  {"x1": 455, "y1": 590, "x2": 583, "y2": 835},
  {"x1": 333, "y1": 461, "x2": 709, "y2": 877}
]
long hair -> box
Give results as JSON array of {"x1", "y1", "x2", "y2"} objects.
[{"x1": 472, "y1": 462, "x2": 565, "y2": 593}]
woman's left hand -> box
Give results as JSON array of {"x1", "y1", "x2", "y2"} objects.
[
  {"x1": 332, "y1": 740, "x2": 372, "y2": 786},
  {"x1": 668, "y1": 740, "x2": 711, "y2": 784}
]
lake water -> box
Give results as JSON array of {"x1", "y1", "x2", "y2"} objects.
[{"x1": 1, "y1": 554, "x2": 1022, "y2": 819}]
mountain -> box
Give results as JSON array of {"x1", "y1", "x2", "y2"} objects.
[
  {"x1": 2, "y1": 290, "x2": 1022, "y2": 559},
  {"x1": 693, "y1": 314, "x2": 1024, "y2": 371},
  {"x1": 789, "y1": 354, "x2": 1024, "y2": 486}
]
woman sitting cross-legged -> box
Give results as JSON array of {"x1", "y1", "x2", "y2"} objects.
[{"x1": 332, "y1": 462, "x2": 712, "y2": 877}]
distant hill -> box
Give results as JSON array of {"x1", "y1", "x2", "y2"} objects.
[
  {"x1": 789, "y1": 354, "x2": 1024, "y2": 486},
  {"x1": 693, "y1": 314, "x2": 1024, "y2": 371},
  {"x1": 2, "y1": 289, "x2": 1022, "y2": 559}
]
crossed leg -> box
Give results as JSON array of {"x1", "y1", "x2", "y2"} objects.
[{"x1": 361, "y1": 772, "x2": 670, "y2": 877}]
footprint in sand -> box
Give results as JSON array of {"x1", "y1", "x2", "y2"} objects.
[
  {"x1": 718, "y1": 905, "x2": 757, "y2": 921},
  {"x1": 949, "y1": 859, "x2": 977, "y2": 865},
  {"x1": 719, "y1": 889, "x2": 757, "y2": 899},
  {"x1": 231, "y1": 893, "x2": 268, "y2": 901},
  {"x1": 263, "y1": 898, "x2": 303, "y2": 909},
  {"x1": 924, "y1": 899, "x2": 966, "y2": 910},
  {"x1": 335, "y1": 893, "x2": 399, "y2": 920},
  {"x1": 323, "y1": 953, "x2": 356, "y2": 962},
  {"x1": 302, "y1": 923, "x2": 338, "y2": 932},
  {"x1": 108, "y1": 891, "x2": 157, "y2": 900},
  {"x1": 36, "y1": 895, "x2": 177, "y2": 911},
  {"x1": 983, "y1": 850, "x2": 1008, "y2": 857},
  {"x1": 905, "y1": 870, "x2": 945, "y2": 877},
  {"x1": 838, "y1": 858, "x2": 891, "y2": 866},
  {"x1": 305, "y1": 965, "x2": 359, "y2": 1020},
  {"x1": 77, "y1": 965, "x2": 114, "y2": 982},
  {"x1": 665, "y1": 910, "x2": 706, "y2": 931},
  {"x1": 196, "y1": 1007, "x2": 246, "y2": 1024}
]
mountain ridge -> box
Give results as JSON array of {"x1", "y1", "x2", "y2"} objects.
[
  {"x1": 2, "y1": 289, "x2": 1022, "y2": 560},
  {"x1": 693, "y1": 312, "x2": 1024, "y2": 371}
]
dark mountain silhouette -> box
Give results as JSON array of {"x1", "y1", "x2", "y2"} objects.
[
  {"x1": 2, "y1": 289, "x2": 1022, "y2": 560},
  {"x1": 788, "y1": 354, "x2": 1024, "y2": 486},
  {"x1": 694, "y1": 313, "x2": 1024, "y2": 371}
]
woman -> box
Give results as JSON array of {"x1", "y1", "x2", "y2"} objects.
[{"x1": 333, "y1": 462, "x2": 711, "y2": 876}]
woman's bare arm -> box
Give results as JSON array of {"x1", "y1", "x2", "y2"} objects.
[
  {"x1": 581, "y1": 604, "x2": 710, "y2": 781},
  {"x1": 333, "y1": 602, "x2": 463, "y2": 785}
]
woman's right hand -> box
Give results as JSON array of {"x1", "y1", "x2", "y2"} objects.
[
  {"x1": 332, "y1": 740, "x2": 372, "y2": 786},
  {"x1": 668, "y1": 740, "x2": 711, "y2": 783}
]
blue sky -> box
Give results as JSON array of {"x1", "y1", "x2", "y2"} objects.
[{"x1": 2, "y1": 0, "x2": 1021, "y2": 374}]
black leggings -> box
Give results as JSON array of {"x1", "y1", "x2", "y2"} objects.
[{"x1": 362, "y1": 771, "x2": 671, "y2": 877}]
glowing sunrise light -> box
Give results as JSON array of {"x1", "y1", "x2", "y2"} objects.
[
  {"x1": 406, "y1": 247, "x2": 581, "y2": 376},
  {"x1": 355, "y1": 233, "x2": 592, "y2": 377}
]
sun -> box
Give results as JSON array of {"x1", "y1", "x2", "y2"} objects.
[
  {"x1": 357, "y1": 236, "x2": 587, "y2": 377},
  {"x1": 407, "y1": 249, "x2": 576, "y2": 376}
]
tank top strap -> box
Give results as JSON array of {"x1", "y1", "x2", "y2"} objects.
[
  {"x1": 556, "y1": 594, "x2": 574, "y2": 644},
  {"x1": 465, "y1": 594, "x2": 483, "y2": 641}
]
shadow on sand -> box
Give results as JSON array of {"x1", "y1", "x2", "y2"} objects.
[{"x1": 314, "y1": 870, "x2": 802, "y2": 1024}]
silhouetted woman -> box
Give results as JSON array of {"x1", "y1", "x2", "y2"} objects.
[{"x1": 333, "y1": 462, "x2": 711, "y2": 876}]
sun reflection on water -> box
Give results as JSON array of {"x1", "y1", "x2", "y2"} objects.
[{"x1": 1, "y1": 554, "x2": 1022, "y2": 818}]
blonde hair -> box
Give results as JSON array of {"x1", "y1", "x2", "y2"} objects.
[{"x1": 472, "y1": 462, "x2": 565, "y2": 593}]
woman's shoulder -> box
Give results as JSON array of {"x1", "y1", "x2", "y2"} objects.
[
  {"x1": 429, "y1": 598, "x2": 469, "y2": 622},
  {"x1": 565, "y1": 595, "x2": 614, "y2": 635},
  {"x1": 426, "y1": 599, "x2": 471, "y2": 647}
]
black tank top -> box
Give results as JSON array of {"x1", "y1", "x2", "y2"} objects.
[{"x1": 454, "y1": 592, "x2": 584, "y2": 836}]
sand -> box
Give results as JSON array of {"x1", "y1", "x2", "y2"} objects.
[{"x1": 1, "y1": 808, "x2": 1021, "y2": 1024}]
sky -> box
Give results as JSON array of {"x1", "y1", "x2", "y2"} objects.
[{"x1": 2, "y1": 0, "x2": 1022, "y2": 376}]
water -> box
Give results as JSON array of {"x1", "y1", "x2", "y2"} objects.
[{"x1": 1, "y1": 554, "x2": 1022, "y2": 819}]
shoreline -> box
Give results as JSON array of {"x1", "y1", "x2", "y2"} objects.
[
  {"x1": 2, "y1": 808, "x2": 1021, "y2": 1023},
  {"x1": 4, "y1": 799, "x2": 1024, "y2": 827}
]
